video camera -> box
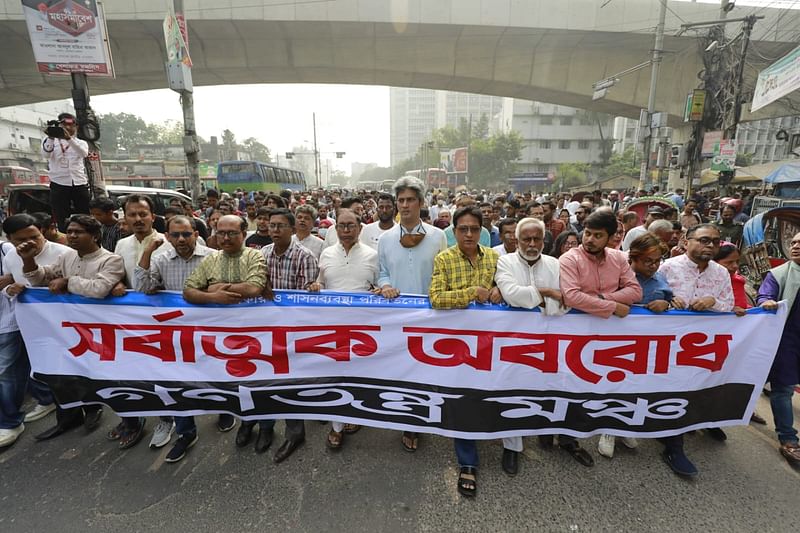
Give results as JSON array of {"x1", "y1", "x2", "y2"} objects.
[{"x1": 44, "y1": 119, "x2": 68, "y2": 139}]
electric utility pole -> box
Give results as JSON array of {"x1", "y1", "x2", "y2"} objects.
[{"x1": 638, "y1": 0, "x2": 668, "y2": 190}]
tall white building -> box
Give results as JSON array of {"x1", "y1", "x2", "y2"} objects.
[
  {"x1": 389, "y1": 88, "x2": 511, "y2": 167},
  {"x1": 612, "y1": 117, "x2": 639, "y2": 155},
  {"x1": 511, "y1": 100, "x2": 614, "y2": 176}
]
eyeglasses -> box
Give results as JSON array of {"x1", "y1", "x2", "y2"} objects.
[
  {"x1": 456, "y1": 225, "x2": 481, "y2": 235},
  {"x1": 267, "y1": 223, "x2": 291, "y2": 230},
  {"x1": 336, "y1": 223, "x2": 358, "y2": 231},
  {"x1": 168, "y1": 231, "x2": 193, "y2": 239},
  {"x1": 637, "y1": 257, "x2": 661, "y2": 267},
  {"x1": 689, "y1": 236, "x2": 721, "y2": 246},
  {"x1": 217, "y1": 230, "x2": 242, "y2": 239}
]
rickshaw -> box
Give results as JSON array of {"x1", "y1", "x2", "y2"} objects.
[
  {"x1": 741, "y1": 206, "x2": 800, "y2": 288},
  {"x1": 623, "y1": 196, "x2": 677, "y2": 222}
]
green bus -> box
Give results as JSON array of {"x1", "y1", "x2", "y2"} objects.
[{"x1": 217, "y1": 160, "x2": 306, "y2": 194}]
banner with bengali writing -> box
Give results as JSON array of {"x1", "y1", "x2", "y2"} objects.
[{"x1": 15, "y1": 289, "x2": 787, "y2": 440}]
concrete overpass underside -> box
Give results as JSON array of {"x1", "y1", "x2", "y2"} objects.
[{"x1": 0, "y1": 0, "x2": 798, "y2": 122}]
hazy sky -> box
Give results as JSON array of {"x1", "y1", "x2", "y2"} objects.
[{"x1": 91, "y1": 84, "x2": 391, "y2": 171}]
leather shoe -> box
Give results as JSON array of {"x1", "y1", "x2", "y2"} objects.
[
  {"x1": 274, "y1": 438, "x2": 305, "y2": 464},
  {"x1": 779, "y1": 442, "x2": 800, "y2": 465},
  {"x1": 501, "y1": 449, "x2": 519, "y2": 476},
  {"x1": 706, "y1": 427, "x2": 727, "y2": 441},
  {"x1": 83, "y1": 407, "x2": 103, "y2": 432},
  {"x1": 34, "y1": 417, "x2": 83, "y2": 441},
  {"x1": 662, "y1": 448, "x2": 698, "y2": 478},
  {"x1": 560, "y1": 442, "x2": 595, "y2": 467},
  {"x1": 254, "y1": 428, "x2": 274, "y2": 454},
  {"x1": 236, "y1": 421, "x2": 255, "y2": 448}
]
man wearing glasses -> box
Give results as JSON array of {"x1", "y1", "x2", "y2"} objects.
[
  {"x1": 135, "y1": 215, "x2": 227, "y2": 462},
  {"x1": 241, "y1": 208, "x2": 319, "y2": 463},
  {"x1": 657, "y1": 223, "x2": 733, "y2": 477},
  {"x1": 428, "y1": 205, "x2": 503, "y2": 498},
  {"x1": 309, "y1": 208, "x2": 378, "y2": 451},
  {"x1": 41, "y1": 113, "x2": 90, "y2": 232}
]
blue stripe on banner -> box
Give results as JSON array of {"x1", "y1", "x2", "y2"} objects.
[{"x1": 16, "y1": 287, "x2": 776, "y2": 316}]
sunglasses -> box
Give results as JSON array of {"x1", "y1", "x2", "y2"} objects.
[{"x1": 168, "y1": 231, "x2": 193, "y2": 239}]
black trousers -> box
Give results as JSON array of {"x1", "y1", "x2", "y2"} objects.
[{"x1": 50, "y1": 182, "x2": 90, "y2": 232}]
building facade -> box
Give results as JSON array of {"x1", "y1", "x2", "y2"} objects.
[
  {"x1": 389, "y1": 88, "x2": 510, "y2": 167},
  {"x1": 511, "y1": 100, "x2": 614, "y2": 177},
  {"x1": 736, "y1": 115, "x2": 800, "y2": 164}
]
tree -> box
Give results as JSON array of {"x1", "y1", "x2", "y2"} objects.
[
  {"x1": 98, "y1": 112, "x2": 154, "y2": 154},
  {"x1": 152, "y1": 120, "x2": 184, "y2": 145},
  {"x1": 242, "y1": 137, "x2": 272, "y2": 162},
  {"x1": 557, "y1": 162, "x2": 591, "y2": 188},
  {"x1": 601, "y1": 147, "x2": 639, "y2": 178},
  {"x1": 467, "y1": 130, "x2": 524, "y2": 188},
  {"x1": 735, "y1": 152, "x2": 754, "y2": 167},
  {"x1": 359, "y1": 165, "x2": 395, "y2": 182},
  {"x1": 221, "y1": 129, "x2": 238, "y2": 160}
]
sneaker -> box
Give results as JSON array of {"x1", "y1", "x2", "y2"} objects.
[
  {"x1": 24, "y1": 403, "x2": 55, "y2": 422},
  {"x1": 149, "y1": 420, "x2": 174, "y2": 449},
  {"x1": 0, "y1": 424, "x2": 24, "y2": 447},
  {"x1": 620, "y1": 437, "x2": 639, "y2": 449},
  {"x1": 165, "y1": 434, "x2": 198, "y2": 463},
  {"x1": 598, "y1": 434, "x2": 615, "y2": 458},
  {"x1": 217, "y1": 414, "x2": 235, "y2": 432},
  {"x1": 662, "y1": 448, "x2": 699, "y2": 478}
]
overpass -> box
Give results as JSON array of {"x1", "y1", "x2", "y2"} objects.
[{"x1": 0, "y1": 0, "x2": 798, "y2": 123}]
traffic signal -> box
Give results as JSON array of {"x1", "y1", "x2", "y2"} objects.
[{"x1": 669, "y1": 144, "x2": 687, "y2": 168}]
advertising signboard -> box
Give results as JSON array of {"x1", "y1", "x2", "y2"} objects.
[
  {"x1": 752, "y1": 44, "x2": 800, "y2": 112},
  {"x1": 21, "y1": 0, "x2": 114, "y2": 76}
]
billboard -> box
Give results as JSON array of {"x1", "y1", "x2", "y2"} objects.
[
  {"x1": 752, "y1": 44, "x2": 800, "y2": 113},
  {"x1": 711, "y1": 140, "x2": 737, "y2": 172},
  {"x1": 440, "y1": 147, "x2": 468, "y2": 173},
  {"x1": 21, "y1": 0, "x2": 114, "y2": 76},
  {"x1": 702, "y1": 131, "x2": 723, "y2": 158}
]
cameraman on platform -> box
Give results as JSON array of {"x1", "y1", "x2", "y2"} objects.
[{"x1": 41, "y1": 113, "x2": 90, "y2": 232}]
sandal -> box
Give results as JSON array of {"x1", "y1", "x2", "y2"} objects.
[
  {"x1": 457, "y1": 467, "x2": 477, "y2": 497},
  {"x1": 106, "y1": 421, "x2": 125, "y2": 441},
  {"x1": 119, "y1": 418, "x2": 146, "y2": 450},
  {"x1": 401, "y1": 431, "x2": 418, "y2": 452},
  {"x1": 343, "y1": 424, "x2": 361, "y2": 434},
  {"x1": 326, "y1": 429, "x2": 343, "y2": 450}
]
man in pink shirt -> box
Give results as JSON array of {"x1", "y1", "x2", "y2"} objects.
[
  {"x1": 656, "y1": 223, "x2": 734, "y2": 478},
  {"x1": 560, "y1": 210, "x2": 642, "y2": 318},
  {"x1": 553, "y1": 210, "x2": 642, "y2": 467}
]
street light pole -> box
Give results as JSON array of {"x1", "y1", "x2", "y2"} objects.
[
  {"x1": 313, "y1": 112, "x2": 320, "y2": 188},
  {"x1": 638, "y1": 0, "x2": 668, "y2": 190}
]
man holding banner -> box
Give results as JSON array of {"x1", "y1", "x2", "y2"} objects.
[
  {"x1": 757, "y1": 232, "x2": 800, "y2": 466},
  {"x1": 658, "y1": 223, "x2": 733, "y2": 477},
  {"x1": 429, "y1": 205, "x2": 504, "y2": 497},
  {"x1": 19, "y1": 214, "x2": 124, "y2": 441}
]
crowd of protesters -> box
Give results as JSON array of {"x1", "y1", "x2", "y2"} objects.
[{"x1": 0, "y1": 176, "x2": 798, "y2": 499}]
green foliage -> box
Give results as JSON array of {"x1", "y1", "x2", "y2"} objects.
[
  {"x1": 242, "y1": 137, "x2": 272, "y2": 162},
  {"x1": 557, "y1": 162, "x2": 591, "y2": 188},
  {"x1": 398, "y1": 114, "x2": 521, "y2": 189},
  {"x1": 735, "y1": 152, "x2": 754, "y2": 167},
  {"x1": 151, "y1": 120, "x2": 184, "y2": 145},
  {"x1": 601, "y1": 147, "x2": 639, "y2": 178},
  {"x1": 98, "y1": 112, "x2": 153, "y2": 153},
  {"x1": 360, "y1": 165, "x2": 395, "y2": 182}
]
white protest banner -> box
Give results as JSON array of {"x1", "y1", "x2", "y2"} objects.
[
  {"x1": 16, "y1": 289, "x2": 787, "y2": 440},
  {"x1": 752, "y1": 44, "x2": 800, "y2": 113}
]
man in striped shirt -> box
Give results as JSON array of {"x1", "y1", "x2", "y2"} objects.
[
  {"x1": 252, "y1": 208, "x2": 319, "y2": 463},
  {"x1": 134, "y1": 215, "x2": 231, "y2": 462}
]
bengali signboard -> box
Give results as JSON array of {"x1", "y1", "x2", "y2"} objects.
[
  {"x1": 702, "y1": 131, "x2": 723, "y2": 158},
  {"x1": 752, "y1": 44, "x2": 800, "y2": 113},
  {"x1": 15, "y1": 289, "x2": 786, "y2": 439},
  {"x1": 21, "y1": 0, "x2": 114, "y2": 76},
  {"x1": 711, "y1": 139, "x2": 737, "y2": 172}
]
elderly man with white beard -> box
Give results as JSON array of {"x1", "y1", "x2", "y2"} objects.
[
  {"x1": 495, "y1": 217, "x2": 567, "y2": 317},
  {"x1": 494, "y1": 216, "x2": 596, "y2": 467}
]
